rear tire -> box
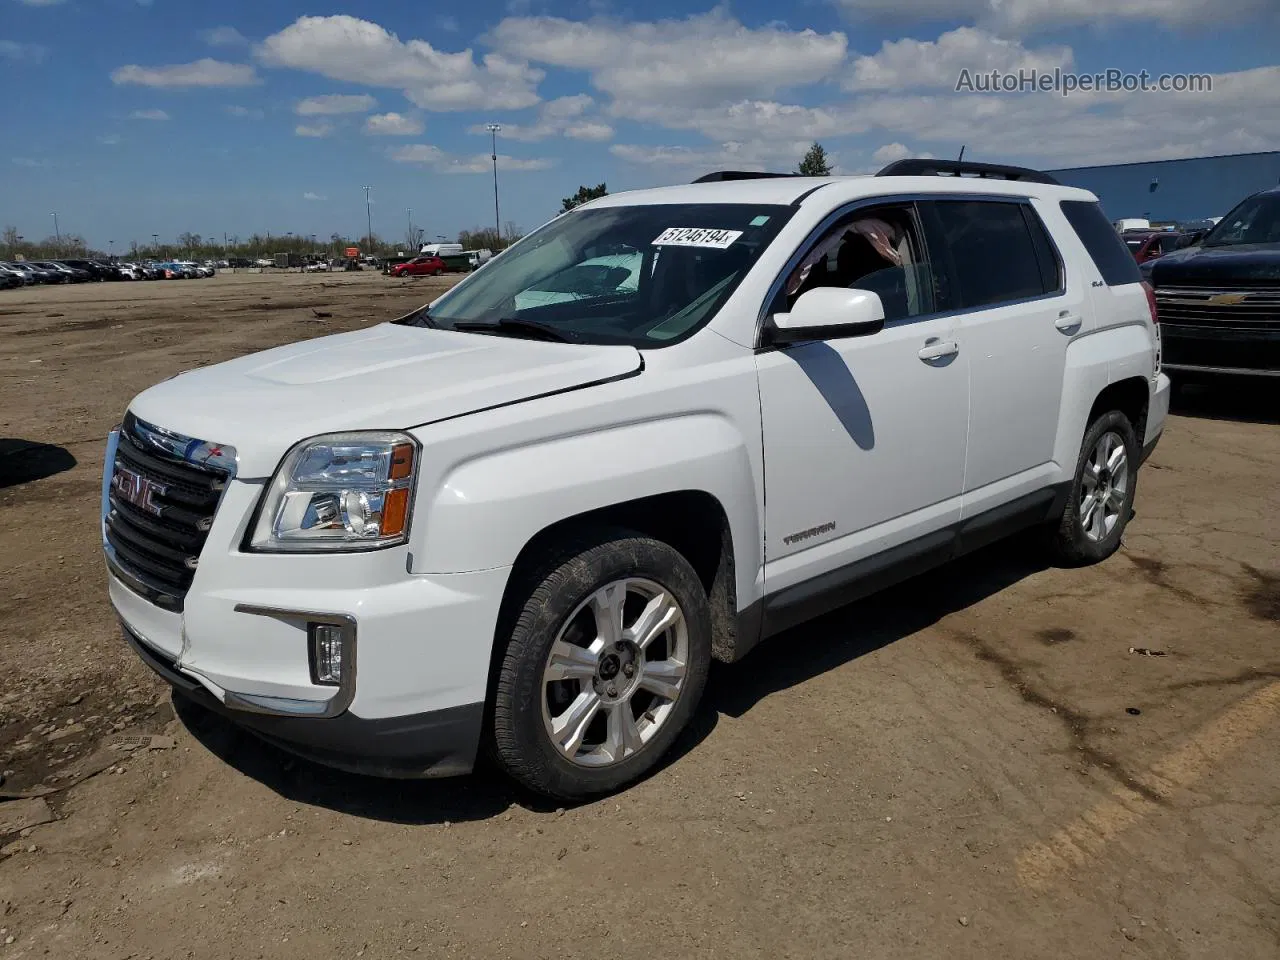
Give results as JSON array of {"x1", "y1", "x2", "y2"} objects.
[
  {"x1": 1046, "y1": 409, "x2": 1139, "y2": 567},
  {"x1": 491, "y1": 529, "x2": 712, "y2": 801}
]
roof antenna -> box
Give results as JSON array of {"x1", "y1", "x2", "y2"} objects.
[{"x1": 957, "y1": 145, "x2": 966, "y2": 161}]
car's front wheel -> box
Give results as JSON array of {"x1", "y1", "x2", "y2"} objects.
[
  {"x1": 491, "y1": 530, "x2": 712, "y2": 800},
  {"x1": 1046, "y1": 409, "x2": 1139, "y2": 566}
]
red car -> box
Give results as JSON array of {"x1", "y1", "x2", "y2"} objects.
[
  {"x1": 390, "y1": 255, "x2": 446, "y2": 277},
  {"x1": 1124, "y1": 231, "x2": 1182, "y2": 264}
]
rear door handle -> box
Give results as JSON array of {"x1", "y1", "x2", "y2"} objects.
[
  {"x1": 1054, "y1": 312, "x2": 1083, "y2": 333},
  {"x1": 918, "y1": 338, "x2": 959, "y2": 361}
]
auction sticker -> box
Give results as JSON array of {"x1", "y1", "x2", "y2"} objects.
[{"x1": 652, "y1": 227, "x2": 743, "y2": 249}]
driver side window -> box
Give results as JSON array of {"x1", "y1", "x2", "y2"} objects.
[{"x1": 782, "y1": 204, "x2": 935, "y2": 322}]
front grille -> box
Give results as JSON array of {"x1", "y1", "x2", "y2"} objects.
[
  {"x1": 1154, "y1": 287, "x2": 1280, "y2": 331},
  {"x1": 105, "y1": 413, "x2": 231, "y2": 611}
]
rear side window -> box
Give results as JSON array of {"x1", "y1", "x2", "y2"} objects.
[
  {"x1": 1022, "y1": 206, "x2": 1062, "y2": 293},
  {"x1": 929, "y1": 200, "x2": 1053, "y2": 309},
  {"x1": 1060, "y1": 200, "x2": 1143, "y2": 286}
]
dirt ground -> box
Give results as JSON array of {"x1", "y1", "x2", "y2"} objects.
[{"x1": 1, "y1": 271, "x2": 1278, "y2": 959}]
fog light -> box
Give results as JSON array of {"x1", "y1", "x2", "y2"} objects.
[{"x1": 310, "y1": 623, "x2": 347, "y2": 686}]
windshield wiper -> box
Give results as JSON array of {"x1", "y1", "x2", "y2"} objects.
[{"x1": 451, "y1": 318, "x2": 578, "y2": 343}]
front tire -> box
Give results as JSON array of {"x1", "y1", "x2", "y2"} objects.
[
  {"x1": 491, "y1": 530, "x2": 712, "y2": 801},
  {"x1": 1046, "y1": 409, "x2": 1139, "y2": 567}
]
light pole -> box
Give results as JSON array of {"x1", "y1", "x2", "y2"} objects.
[
  {"x1": 362, "y1": 185, "x2": 373, "y2": 253},
  {"x1": 108, "y1": 240, "x2": 114, "y2": 259},
  {"x1": 151, "y1": 233, "x2": 159, "y2": 255},
  {"x1": 51, "y1": 212, "x2": 61, "y2": 251},
  {"x1": 407, "y1": 207, "x2": 413, "y2": 249},
  {"x1": 486, "y1": 123, "x2": 501, "y2": 245}
]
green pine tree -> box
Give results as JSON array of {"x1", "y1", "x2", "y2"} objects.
[
  {"x1": 561, "y1": 183, "x2": 609, "y2": 213},
  {"x1": 796, "y1": 142, "x2": 832, "y2": 176}
]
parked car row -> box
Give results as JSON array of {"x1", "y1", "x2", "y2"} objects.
[{"x1": 0, "y1": 258, "x2": 221, "y2": 287}]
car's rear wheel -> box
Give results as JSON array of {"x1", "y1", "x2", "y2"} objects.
[
  {"x1": 1046, "y1": 409, "x2": 1139, "y2": 566},
  {"x1": 491, "y1": 530, "x2": 712, "y2": 800}
]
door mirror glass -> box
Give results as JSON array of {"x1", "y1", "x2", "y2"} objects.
[{"x1": 770, "y1": 286, "x2": 885, "y2": 345}]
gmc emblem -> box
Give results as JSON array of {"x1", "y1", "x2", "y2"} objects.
[{"x1": 111, "y1": 465, "x2": 167, "y2": 516}]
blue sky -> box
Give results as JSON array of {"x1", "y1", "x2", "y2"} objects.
[{"x1": 2, "y1": 0, "x2": 1277, "y2": 250}]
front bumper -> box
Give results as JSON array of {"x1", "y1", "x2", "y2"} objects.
[
  {"x1": 1160, "y1": 324, "x2": 1280, "y2": 377},
  {"x1": 122, "y1": 622, "x2": 484, "y2": 777},
  {"x1": 105, "y1": 426, "x2": 511, "y2": 778}
]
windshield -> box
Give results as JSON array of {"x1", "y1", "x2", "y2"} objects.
[
  {"x1": 403, "y1": 203, "x2": 794, "y2": 347},
  {"x1": 1202, "y1": 192, "x2": 1280, "y2": 247}
]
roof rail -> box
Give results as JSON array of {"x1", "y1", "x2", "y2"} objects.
[
  {"x1": 875, "y1": 158, "x2": 1060, "y2": 185},
  {"x1": 691, "y1": 171, "x2": 801, "y2": 183}
]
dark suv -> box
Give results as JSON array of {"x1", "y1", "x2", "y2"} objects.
[{"x1": 1149, "y1": 186, "x2": 1280, "y2": 380}]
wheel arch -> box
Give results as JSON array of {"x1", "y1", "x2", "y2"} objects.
[
  {"x1": 1088, "y1": 375, "x2": 1150, "y2": 447},
  {"x1": 1054, "y1": 324, "x2": 1155, "y2": 477},
  {"x1": 478, "y1": 489, "x2": 742, "y2": 752}
]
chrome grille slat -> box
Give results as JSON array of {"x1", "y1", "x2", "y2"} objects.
[
  {"x1": 104, "y1": 413, "x2": 233, "y2": 611},
  {"x1": 1154, "y1": 287, "x2": 1280, "y2": 332}
]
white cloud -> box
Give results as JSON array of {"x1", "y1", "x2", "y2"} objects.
[
  {"x1": 623, "y1": 99, "x2": 864, "y2": 142},
  {"x1": 129, "y1": 108, "x2": 170, "y2": 121},
  {"x1": 488, "y1": 9, "x2": 847, "y2": 109},
  {"x1": 608, "y1": 58, "x2": 1280, "y2": 173},
  {"x1": 364, "y1": 112, "x2": 424, "y2": 135},
  {"x1": 847, "y1": 27, "x2": 1072, "y2": 92},
  {"x1": 831, "y1": 0, "x2": 1272, "y2": 31},
  {"x1": 468, "y1": 94, "x2": 614, "y2": 142},
  {"x1": 438, "y1": 15, "x2": 460, "y2": 32},
  {"x1": 295, "y1": 123, "x2": 333, "y2": 138},
  {"x1": 610, "y1": 139, "x2": 821, "y2": 175},
  {"x1": 224, "y1": 104, "x2": 263, "y2": 118},
  {"x1": 14, "y1": 0, "x2": 65, "y2": 6},
  {"x1": 871, "y1": 142, "x2": 911, "y2": 164},
  {"x1": 202, "y1": 26, "x2": 248, "y2": 47},
  {"x1": 257, "y1": 15, "x2": 543, "y2": 111},
  {"x1": 564, "y1": 122, "x2": 614, "y2": 141},
  {"x1": 11, "y1": 156, "x2": 49, "y2": 167},
  {"x1": 97, "y1": 134, "x2": 122, "y2": 146},
  {"x1": 303, "y1": 191, "x2": 327, "y2": 201},
  {"x1": 841, "y1": 64, "x2": 1280, "y2": 168},
  {"x1": 0, "y1": 40, "x2": 48, "y2": 63},
  {"x1": 390, "y1": 144, "x2": 555, "y2": 173},
  {"x1": 295, "y1": 93, "x2": 377, "y2": 115},
  {"x1": 111, "y1": 58, "x2": 260, "y2": 88}
]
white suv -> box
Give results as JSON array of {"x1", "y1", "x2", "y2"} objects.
[{"x1": 103, "y1": 160, "x2": 1170, "y2": 800}]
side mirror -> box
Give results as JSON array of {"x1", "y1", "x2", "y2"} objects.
[{"x1": 769, "y1": 287, "x2": 885, "y2": 345}]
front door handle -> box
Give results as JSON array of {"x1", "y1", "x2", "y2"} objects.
[
  {"x1": 918, "y1": 338, "x2": 959, "y2": 362},
  {"x1": 1054, "y1": 312, "x2": 1083, "y2": 333}
]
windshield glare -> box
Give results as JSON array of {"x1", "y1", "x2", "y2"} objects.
[
  {"x1": 1203, "y1": 193, "x2": 1280, "y2": 247},
  {"x1": 406, "y1": 203, "x2": 794, "y2": 346}
]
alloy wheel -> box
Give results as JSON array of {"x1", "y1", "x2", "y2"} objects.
[
  {"x1": 540, "y1": 578, "x2": 688, "y2": 767},
  {"x1": 1080, "y1": 430, "x2": 1129, "y2": 542}
]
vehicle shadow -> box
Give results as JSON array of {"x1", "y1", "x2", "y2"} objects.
[
  {"x1": 174, "y1": 537, "x2": 1046, "y2": 824},
  {"x1": 0, "y1": 440, "x2": 77, "y2": 489},
  {"x1": 173, "y1": 694, "x2": 534, "y2": 825},
  {"x1": 787, "y1": 342, "x2": 875, "y2": 449},
  {"x1": 1171, "y1": 379, "x2": 1280, "y2": 425},
  {"x1": 704, "y1": 537, "x2": 1046, "y2": 721}
]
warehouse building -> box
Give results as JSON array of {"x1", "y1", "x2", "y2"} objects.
[{"x1": 1046, "y1": 150, "x2": 1280, "y2": 223}]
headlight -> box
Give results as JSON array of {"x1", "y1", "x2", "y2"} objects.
[{"x1": 248, "y1": 431, "x2": 418, "y2": 552}]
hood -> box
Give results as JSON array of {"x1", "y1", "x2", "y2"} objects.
[
  {"x1": 128, "y1": 323, "x2": 643, "y2": 477},
  {"x1": 1150, "y1": 242, "x2": 1280, "y2": 288}
]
